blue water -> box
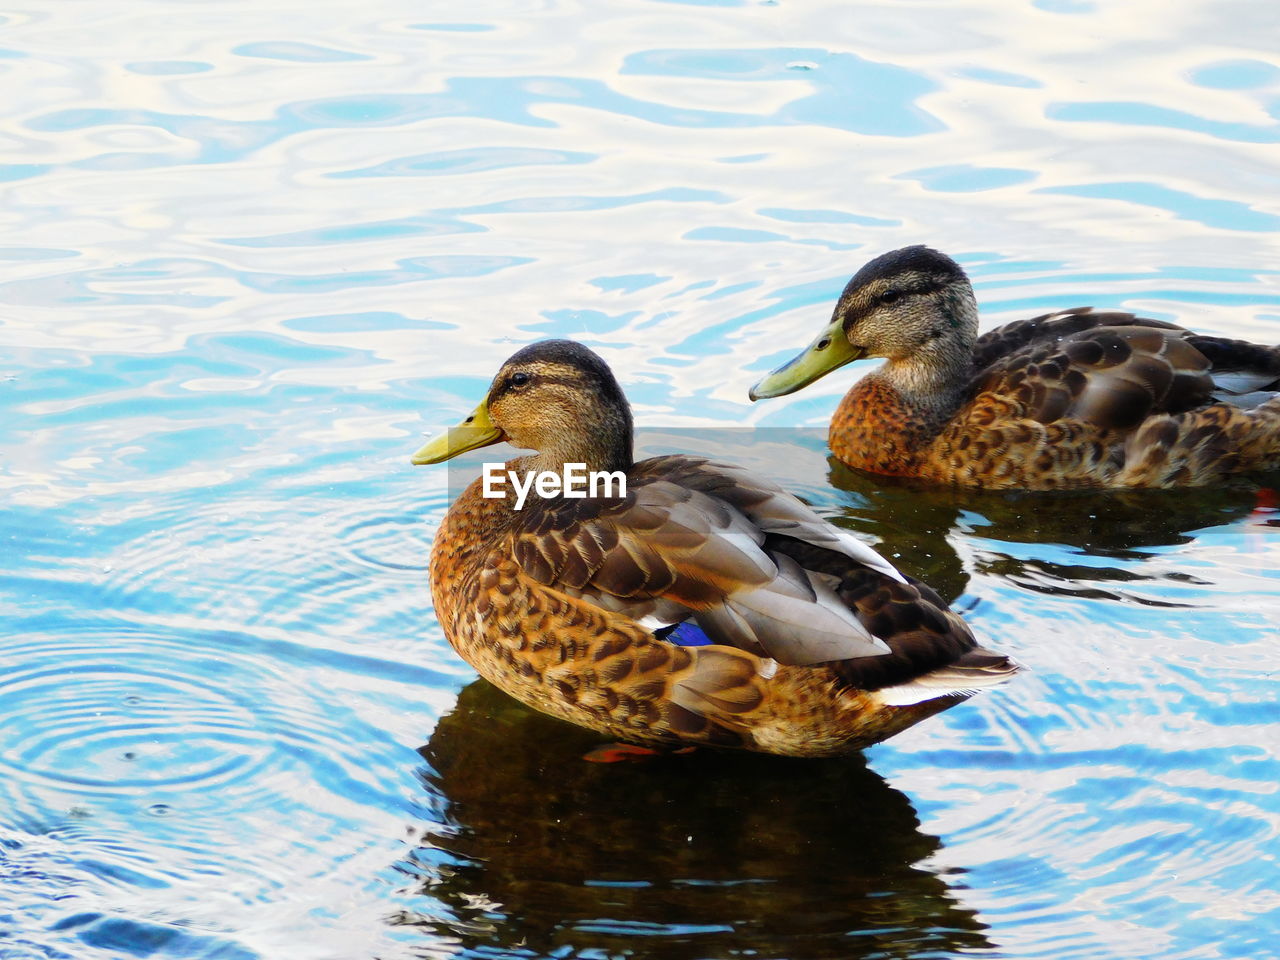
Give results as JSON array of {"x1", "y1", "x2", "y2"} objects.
[{"x1": 2, "y1": 2, "x2": 1279, "y2": 958}]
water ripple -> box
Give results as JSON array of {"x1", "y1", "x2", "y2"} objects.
[{"x1": 2, "y1": 1, "x2": 1279, "y2": 957}]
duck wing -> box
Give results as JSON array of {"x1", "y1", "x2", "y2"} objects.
[
  {"x1": 510, "y1": 456, "x2": 910, "y2": 667},
  {"x1": 766, "y1": 536, "x2": 1017, "y2": 699},
  {"x1": 973, "y1": 307, "x2": 1280, "y2": 426},
  {"x1": 971, "y1": 308, "x2": 1179, "y2": 371},
  {"x1": 972, "y1": 309, "x2": 1220, "y2": 429}
]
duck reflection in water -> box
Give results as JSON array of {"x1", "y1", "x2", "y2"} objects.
[
  {"x1": 825, "y1": 460, "x2": 1279, "y2": 605},
  {"x1": 392, "y1": 680, "x2": 993, "y2": 960}
]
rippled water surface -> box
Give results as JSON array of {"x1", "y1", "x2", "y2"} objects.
[{"x1": 2, "y1": 2, "x2": 1279, "y2": 958}]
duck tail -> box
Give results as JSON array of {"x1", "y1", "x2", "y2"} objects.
[{"x1": 873, "y1": 648, "x2": 1021, "y2": 707}]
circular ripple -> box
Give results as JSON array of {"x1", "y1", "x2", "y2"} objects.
[
  {"x1": 87, "y1": 485, "x2": 444, "y2": 638},
  {"x1": 0, "y1": 666, "x2": 272, "y2": 793},
  {"x1": 0, "y1": 631, "x2": 277, "y2": 799},
  {"x1": 340, "y1": 512, "x2": 432, "y2": 573}
]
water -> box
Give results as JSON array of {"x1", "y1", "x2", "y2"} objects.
[{"x1": 2, "y1": 1, "x2": 1278, "y2": 957}]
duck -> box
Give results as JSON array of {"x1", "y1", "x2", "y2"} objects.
[
  {"x1": 412, "y1": 339, "x2": 1017, "y2": 757},
  {"x1": 749, "y1": 246, "x2": 1280, "y2": 489}
]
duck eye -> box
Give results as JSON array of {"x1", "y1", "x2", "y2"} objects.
[
  {"x1": 510, "y1": 372, "x2": 531, "y2": 387},
  {"x1": 878, "y1": 289, "x2": 902, "y2": 305}
]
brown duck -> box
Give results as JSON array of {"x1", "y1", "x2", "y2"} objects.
[
  {"x1": 413, "y1": 340, "x2": 1017, "y2": 757},
  {"x1": 750, "y1": 246, "x2": 1280, "y2": 489}
]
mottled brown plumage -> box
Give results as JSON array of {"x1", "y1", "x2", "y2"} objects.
[
  {"x1": 752, "y1": 246, "x2": 1280, "y2": 489},
  {"x1": 416, "y1": 340, "x2": 1017, "y2": 756}
]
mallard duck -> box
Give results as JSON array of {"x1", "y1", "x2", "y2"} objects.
[
  {"x1": 750, "y1": 246, "x2": 1280, "y2": 488},
  {"x1": 412, "y1": 339, "x2": 1017, "y2": 757}
]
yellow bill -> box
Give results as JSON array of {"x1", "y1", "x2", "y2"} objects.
[
  {"x1": 411, "y1": 399, "x2": 504, "y2": 465},
  {"x1": 748, "y1": 318, "x2": 864, "y2": 400}
]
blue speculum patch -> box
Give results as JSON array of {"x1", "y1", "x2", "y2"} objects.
[{"x1": 656, "y1": 620, "x2": 715, "y2": 646}]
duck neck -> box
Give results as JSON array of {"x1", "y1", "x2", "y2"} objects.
[
  {"x1": 832, "y1": 289, "x2": 979, "y2": 475},
  {"x1": 880, "y1": 283, "x2": 978, "y2": 419},
  {"x1": 520, "y1": 415, "x2": 634, "y2": 478},
  {"x1": 878, "y1": 350, "x2": 972, "y2": 421}
]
